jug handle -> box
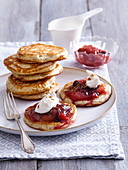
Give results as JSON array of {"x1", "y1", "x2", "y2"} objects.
[{"x1": 79, "y1": 8, "x2": 103, "y2": 22}]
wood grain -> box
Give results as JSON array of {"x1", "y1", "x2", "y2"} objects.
[
  {"x1": 115, "y1": 126, "x2": 128, "y2": 169},
  {"x1": 40, "y1": 0, "x2": 92, "y2": 41},
  {"x1": 0, "y1": 0, "x2": 40, "y2": 41},
  {"x1": 88, "y1": 0, "x2": 128, "y2": 169},
  {"x1": 38, "y1": 159, "x2": 115, "y2": 170},
  {"x1": 0, "y1": 160, "x2": 37, "y2": 170}
]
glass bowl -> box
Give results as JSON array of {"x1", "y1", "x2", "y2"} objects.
[{"x1": 70, "y1": 36, "x2": 118, "y2": 68}]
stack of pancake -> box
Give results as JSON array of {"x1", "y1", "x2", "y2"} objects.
[{"x1": 4, "y1": 43, "x2": 68, "y2": 100}]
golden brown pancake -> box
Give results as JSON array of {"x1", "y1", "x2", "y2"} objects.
[
  {"x1": 17, "y1": 43, "x2": 68, "y2": 63},
  {"x1": 60, "y1": 80, "x2": 112, "y2": 106},
  {"x1": 24, "y1": 101, "x2": 77, "y2": 130},
  {"x1": 4, "y1": 54, "x2": 57, "y2": 75},
  {"x1": 12, "y1": 63, "x2": 63, "y2": 81},
  {"x1": 6, "y1": 74, "x2": 56, "y2": 95},
  {"x1": 7, "y1": 82, "x2": 60, "y2": 100}
]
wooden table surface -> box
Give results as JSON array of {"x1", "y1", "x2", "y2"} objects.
[{"x1": 0, "y1": 0, "x2": 128, "y2": 169}]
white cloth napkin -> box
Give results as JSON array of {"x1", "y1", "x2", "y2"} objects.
[{"x1": 0, "y1": 42, "x2": 125, "y2": 160}]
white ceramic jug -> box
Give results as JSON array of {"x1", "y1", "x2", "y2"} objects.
[{"x1": 48, "y1": 8, "x2": 103, "y2": 51}]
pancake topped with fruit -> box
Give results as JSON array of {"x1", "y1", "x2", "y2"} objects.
[
  {"x1": 24, "y1": 92, "x2": 77, "y2": 131},
  {"x1": 60, "y1": 71, "x2": 111, "y2": 106}
]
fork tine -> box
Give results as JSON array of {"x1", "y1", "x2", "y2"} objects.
[
  {"x1": 7, "y1": 92, "x2": 15, "y2": 114},
  {"x1": 8, "y1": 92, "x2": 20, "y2": 119},
  {"x1": 10, "y1": 92, "x2": 19, "y2": 114},
  {"x1": 3, "y1": 94, "x2": 10, "y2": 119}
]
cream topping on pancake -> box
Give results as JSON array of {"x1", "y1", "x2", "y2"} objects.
[
  {"x1": 35, "y1": 92, "x2": 59, "y2": 114},
  {"x1": 86, "y1": 71, "x2": 101, "y2": 88}
]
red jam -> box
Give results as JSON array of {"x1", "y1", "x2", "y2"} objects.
[
  {"x1": 25, "y1": 102, "x2": 74, "y2": 127},
  {"x1": 65, "y1": 79, "x2": 108, "y2": 103},
  {"x1": 75, "y1": 45, "x2": 110, "y2": 67}
]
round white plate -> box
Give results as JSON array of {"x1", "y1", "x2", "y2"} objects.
[{"x1": 0, "y1": 67, "x2": 116, "y2": 136}]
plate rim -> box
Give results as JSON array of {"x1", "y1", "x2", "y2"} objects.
[{"x1": 0, "y1": 67, "x2": 116, "y2": 135}]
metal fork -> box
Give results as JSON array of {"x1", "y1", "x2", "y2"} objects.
[{"x1": 3, "y1": 92, "x2": 35, "y2": 154}]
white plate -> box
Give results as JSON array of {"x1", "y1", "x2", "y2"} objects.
[{"x1": 0, "y1": 67, "x2": 116, "y2": 136}]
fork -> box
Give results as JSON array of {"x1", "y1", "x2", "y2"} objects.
[{"x1": 3, "y1": 92, "x2": 35, "y2": 154}]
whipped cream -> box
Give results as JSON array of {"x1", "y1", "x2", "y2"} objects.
[
  {"x1": 86, "y1": 70, "x2": 101, "y2": 88},
  {"x1": 35, "y1": 92, "x2": 59, "y2": 114}
]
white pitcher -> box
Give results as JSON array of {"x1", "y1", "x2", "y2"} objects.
[{"x1": 48, "y1": 8, "x2": 103, "y2": 52}]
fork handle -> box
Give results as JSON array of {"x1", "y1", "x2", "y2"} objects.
[{"x1": 16, "y1": 118, "x2": 35, "y2": 154}]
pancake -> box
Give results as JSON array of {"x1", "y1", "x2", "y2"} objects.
[
  {"x1": 6, "y1": 74, "x2": 56, "y2": 95},
  {"x1": 17, "y1": 43, "x2": 68, "y2": 63},
  {"x1": 4, "y1": 54, "x2": 57, "y2": 75},
  {"x1": 13, "y1": 63, "x2": 63, "y2": 81},
  {"x1": 60, "y1": 80, "x2": 112, "y2": 106},
  {"x1": 24, "y1": 101, "x2": 77, "y2": 130},
  {"x1": 7, "y1": 82, "x2": 60, "y2": 100}
]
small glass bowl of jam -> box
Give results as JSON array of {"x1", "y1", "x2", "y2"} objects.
[{"x1": 70, "y1": 36, "x2": 118, "y2": 68}]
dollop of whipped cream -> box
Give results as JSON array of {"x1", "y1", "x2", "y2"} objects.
[
  {"x1": 35, "y1": 92, "x2": 59, "y2": 114},
  {"x1": 86, "y1": 70, "x2": 101, "y2": 88}
]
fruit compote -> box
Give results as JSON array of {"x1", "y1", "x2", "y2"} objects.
[
  {"x1": 75, "y1": 45, "x2": 110, "y2": 67},
  {"x1": 24, "y1": 101, "x2": 74, "y2": 127},
  {"x1": 65, "y1": 79, "x2": 108, "y2": 103}
]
